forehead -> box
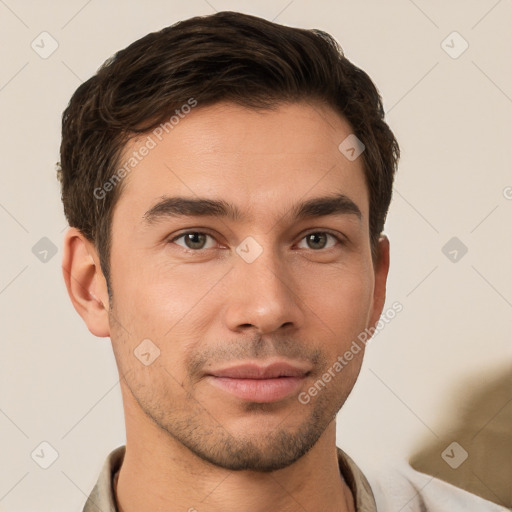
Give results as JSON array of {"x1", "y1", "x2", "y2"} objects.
[{"x1": 113, "y1": 101, "x2": 369, "y2": 227}]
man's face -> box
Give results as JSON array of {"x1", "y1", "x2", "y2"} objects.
[{"x1": 107, "y1": 101, "x2": 387, "y2": 471}]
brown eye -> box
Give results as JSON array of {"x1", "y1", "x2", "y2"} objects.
[
  {"x1": 172, "y1": 232, "x2": 215, "y2": 250},
  {"x1": 297, "y1": 232, "x2": 339, "y2": 250}
]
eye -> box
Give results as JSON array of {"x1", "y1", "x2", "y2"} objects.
[
  {"x1": 169, "y1": 230, "x2": 343, "y2": 252},
  {"x1": 297, "y1": 232, "x2": 341, "y2": 250},
  {"x1": 171, "y1": 232, "x2": 217, "y2": 250}
]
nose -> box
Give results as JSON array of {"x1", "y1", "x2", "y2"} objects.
[{"x1": 223, "y1": 244, "x2": 303, "y2": 335}]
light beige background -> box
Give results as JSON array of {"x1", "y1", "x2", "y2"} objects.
[{"x1": 0, "y1": 1, "x2": 511, "y2": 510}]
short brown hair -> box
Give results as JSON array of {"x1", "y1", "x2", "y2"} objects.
[{"x1": 58, "y1": 11, "x2": 399, "y2": 294}]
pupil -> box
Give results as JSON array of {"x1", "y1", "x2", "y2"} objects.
[
  {"x1": 309, "y1": 233, "x2": 326, "y2": 249},
  {"x1": 186, "y1": 233, "x2": 205, "y2": 249}
]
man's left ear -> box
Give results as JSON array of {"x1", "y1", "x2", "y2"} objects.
[{"x1": 369, "y1": 234, "x2": 390, "y2": 328}]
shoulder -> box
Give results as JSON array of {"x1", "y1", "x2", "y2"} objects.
[
  {"x1": 82, "y1": 445, "x2": 126, "y2": 512},
  {"x1": 366, "y1": 460, "x2": 507, "y2": 512}
]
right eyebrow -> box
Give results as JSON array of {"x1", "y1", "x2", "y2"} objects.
[{"x1": 142, "y1": 196, "x2": 243, "y2": 225}]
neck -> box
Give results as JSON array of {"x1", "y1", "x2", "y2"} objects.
[{"x1": 115, "y1": 389, "x2": 355, "y2": 512}]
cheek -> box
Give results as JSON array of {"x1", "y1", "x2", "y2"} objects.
[
  {"x1": 111, "y1": 247, "x2": 212, "y2": 324},
  {"x1": 303, "y1": 264, "x2": 374, "y2": 346},
  {"x1": 109, "y1": 254, "x2": 225, "y2": 373},
  {"x1": 306, "y1": 269, "x2": 374, "y2": 395},
  {"x1": 138, "y1": 263, "x2": 228, "y2": 335}
]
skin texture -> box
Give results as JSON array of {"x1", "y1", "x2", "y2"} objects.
[{"x1": 62, "y1": 101, "x2": 390, "y2": 512}]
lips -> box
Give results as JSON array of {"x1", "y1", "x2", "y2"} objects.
[
  {"x1": 209, "y1": 362, "x2": 310, "y2": 379},
  {"x1": 206, "y1": 361, "x2": 310, "y2": 403}
]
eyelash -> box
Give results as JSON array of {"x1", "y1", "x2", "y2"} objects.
[{"x1": 168, "y1": 230, "x2": 345, "y2": 252}]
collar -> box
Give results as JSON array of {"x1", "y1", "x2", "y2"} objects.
[{"x1": 82, "y1": 445, "x2": 376, "y2": 512}]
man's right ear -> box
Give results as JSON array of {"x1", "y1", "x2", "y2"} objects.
[{"x1": 61, "y1": 227, "x2": 111, "y2": 338}]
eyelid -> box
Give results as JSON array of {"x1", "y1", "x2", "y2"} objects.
[
  {"x1": 300, "y1": 228, "x2": 346, "y2": 243},
  {"x1": 169, "y1": 230, "x2": 220, "y2": 250},
  {"x1": 297, "y1": 229, "x2": 346, "y2": 249}
]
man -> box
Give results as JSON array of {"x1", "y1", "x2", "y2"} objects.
[{"x1": 58, "y1": 11, "x2": 398, "y2": 512}]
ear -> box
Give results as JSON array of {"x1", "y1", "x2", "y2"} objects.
[
  {"x1": 368, "y1": 234, "x2": 390, "y2": 328},
  {"x1": 61, "y1": 227, "x2": 111, "y2": 337}
]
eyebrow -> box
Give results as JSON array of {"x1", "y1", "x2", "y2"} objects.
[{"x1": 142, "y1": 193, "x2": 362, "y2": 226}]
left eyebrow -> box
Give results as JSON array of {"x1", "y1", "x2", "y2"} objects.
[
  {"x1": 291, "y1": 193, "x2": 362, "y2": 222},
  {"x1": 142, "y1": 193, "x2": 362, "y2": 226}
]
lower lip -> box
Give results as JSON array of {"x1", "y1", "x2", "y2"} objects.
[{"x1": 207, "y1": 376, "x2": 305, "y2": 403}]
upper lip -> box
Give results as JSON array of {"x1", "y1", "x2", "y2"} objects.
[{"x1": 208, "y1": 361, "x2": 311, "y2": 379}]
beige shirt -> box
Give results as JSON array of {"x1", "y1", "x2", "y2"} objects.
[{"x1": 82, "y1": 445, "x2": 377, "y2": 512}]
